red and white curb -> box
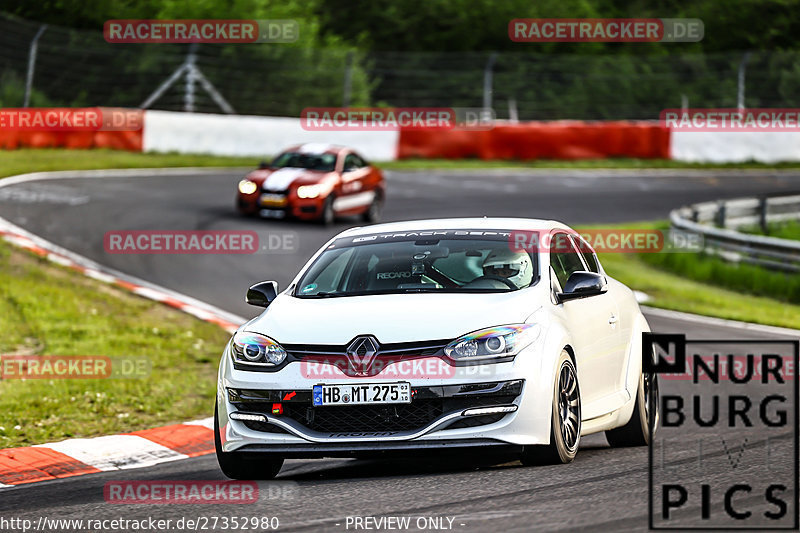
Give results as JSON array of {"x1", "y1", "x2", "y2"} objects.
[
  {"x1": 0, "y1": 169, "x2": 251, "y2": 489},
  {"x1": 0, "y1": 418, "x2": 215, "y2": 487}
]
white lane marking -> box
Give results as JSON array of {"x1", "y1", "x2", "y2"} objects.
[
  {"x1": 262, "y1": 168, "x2": 306, "y2": 191},
  {"x1": 298, "y1": 143, "x2": 333, "y2": 154},
  {"x1": 132, "y1": 286, "x2": 169, "y2": 302},
  {"x1": 183, "y1": 418, "x2": 214, "y2": 430},
  {"x1": 83, "y1": 269, "x2": 117, "y2": 284},
  {"x1": 333, "y1": 190, "x2": 375, "y2": 212},
  {"x1": 641, "y1": 305, "x2": 800, "y2": 337},
  {"x1": 180, "y1": 305, "x2": 215, "y2": 321},
  {"x1": 47, "y1": 253, "x2": 74, "y2": 268},
  {"x1": 37, "y1": 435, "x2": 187, "y2": 471},
  {"x1": 0, "y1": 187, "x2": 89, "y2": 206},
  {"x1": 633, "y1": 290, "x2": 651, "y2": 303}
]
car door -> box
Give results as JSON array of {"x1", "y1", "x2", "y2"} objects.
[
  {"x1": 335, "y1": 153, "x2": 371, "y2": 213},
  {"x1": 549, "y1": 231, "x2": 621, "y2": 419}
]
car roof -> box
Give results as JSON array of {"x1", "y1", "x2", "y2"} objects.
[
  {"x1": 284, "y1": 143, "x2": 348, "y2": 156},
  {"x1": 336, "y1": 218, "x2": 572, "y2": 238}
]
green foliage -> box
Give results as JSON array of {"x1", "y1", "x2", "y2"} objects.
[{"x1": 640, "y1": 247, "x2": 800, "y2": 304}]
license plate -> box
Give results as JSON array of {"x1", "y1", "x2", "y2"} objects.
[
  {"x1": 260, "y1": 193, "x2": 287, "y2": 207},
  {"x1": 312, "y1": 382, "x2": 411, "y2": 406}
]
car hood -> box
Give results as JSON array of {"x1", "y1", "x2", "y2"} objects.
[
  {"x1": 244, "y1": 291, "x2": 540, "y2": 344},
  {"x1": 248, "y1": 168, "x2": 328, "y2": 191}
]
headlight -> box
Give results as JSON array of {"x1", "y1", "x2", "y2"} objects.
[
  {"x1": 230, "y1": 331, "x2": 287, "y2": 366},
  {"x1": 296, "y1": 184, "x2": 324, "y2": 199},
  {"x1": 444, "y1": 324, "x2": 540, "y2": 362},
  {"x1": 238, "y1": 179, "x2": 258, "y2": 195}
]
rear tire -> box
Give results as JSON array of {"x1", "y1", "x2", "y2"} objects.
[
  {"x1": 605, "y1": 364, "x2": 659, "y2": 447},
  {"x1": 521, "y1": 350, "x2": 581, "y2": 465},
  {"x1": 214, "y1": 403, "x2": 283, "y2": 480}
]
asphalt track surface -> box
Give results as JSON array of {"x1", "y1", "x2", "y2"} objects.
[{"x1": 0, "y1": 168, "x2": 799, "y2": 532}]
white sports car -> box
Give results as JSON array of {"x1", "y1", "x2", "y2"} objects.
[{"x1": 215, "y1": 218, "x2": 659, "y2": 479}]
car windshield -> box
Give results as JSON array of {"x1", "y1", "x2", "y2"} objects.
[
  {"x1": 294, "y1": 232, "x2": 538, "y2": 297},
  {"x1": 271, "y1": 151, "x2": 337, "y2": 172}
]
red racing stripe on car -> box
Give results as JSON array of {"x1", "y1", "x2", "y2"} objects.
[
  {"x1": 130, "y1": 424, "x2": 214, "y2": 457},
  {"x1": 0, "y1": 447, "x2": 100, "y2": 485}
]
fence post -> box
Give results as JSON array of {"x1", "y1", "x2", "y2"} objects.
[
  {"x1": 759, "y1": 196, "x2": 768, "y2": 234},
  {"x1": 184, "y1": 43, "x2": 198, "y2": 113},
  {"x1": 24, "y1": 24, "x2": 47, "y2": 107},
  {"x1": 342, "y1": 51, "x2": 354, "y2": 108},
  {"x1": 737, "y1": 52, "x2": 752, "y2": 110},
  {"x1": 483, "y1": 52, "x2": 497, "y2": 111},
  {"x1": 715, "y1": 200, "x2": 727, "y2": 228}
]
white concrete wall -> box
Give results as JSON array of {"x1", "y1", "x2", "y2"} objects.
[
  {"x1": 671, "y1": 131, "x2": 800, "y2": 163},
  {"x1": 143, "y1": 111, "x2": 399, "y2": 161}
]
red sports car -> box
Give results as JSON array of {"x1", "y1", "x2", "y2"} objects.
[{"x1": 236, "y1": 144, "x2": 385, "y2": 225}]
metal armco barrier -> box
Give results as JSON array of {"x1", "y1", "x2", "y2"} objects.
[{"x1": 670, "y1": 194, "x2": 800, "y2": 272}]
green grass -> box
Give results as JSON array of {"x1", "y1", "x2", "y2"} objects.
[
  {"x1": 0, "y1": 148, "x2": 256, "y2": 179},
  {"x1": 0, "y1": 239, "x2": 231, "y2": 448},
  {"x1": 577, "y1": 222, "x2": 800, "y2": 330},
  {"x1": 2, "y1": 148, "x2": 800, "y2": 179},
  {"x1": 741, "y1": 220, "x2": 800, "y2": 241},
  {"x1": 381, "y1": 158, "x2": 800, "y2": 170}
]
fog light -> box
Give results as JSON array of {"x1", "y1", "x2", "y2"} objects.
[
  {"x1": 461, "y1": 405, "x2": 518, "y2": 417},
  {"x1": 230, "y1": 412, "x2": 268, "y2": 422}
]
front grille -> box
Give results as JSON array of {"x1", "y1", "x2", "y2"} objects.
[
  {"x1": 445, "y1": 413, "x2": 505, "y2": 429},
  {"x1": 231, "y1": 380, "x2": 523, "y2": 435},
  {"x1": 282, "y1": 339, "x2": 449, "y2": 358},
  {"x1": 265, "y1": 395, "x2": 514, "y2": 434},
  {"x1": 242, "y1": 420, "x2": 290, "y2": 434}
]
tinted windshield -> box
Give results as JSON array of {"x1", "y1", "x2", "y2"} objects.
[
  {"x1": 294, "y1": 233, "x2": 537, "y2": 297},
  {"x1": 271, "y1": 151, "x2": 336, "y2": 172}
]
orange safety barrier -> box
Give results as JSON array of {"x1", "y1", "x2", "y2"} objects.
[
  {"x1": 398, "y1": 121, "x2": 670, "y2": 160},
  {"x1": 0, "y1": 107, "x2": 143, "y2": 151},
  {"x1": 0, "y1": 129, "x2": 142, "y2": 151}
]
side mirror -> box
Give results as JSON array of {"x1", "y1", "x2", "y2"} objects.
[
  {"x1": 558, "y1": 271, "x2": 607, "y2": 302},
  {"x1": 246, "y1": 281, "x2": 279, "y2": 307}
]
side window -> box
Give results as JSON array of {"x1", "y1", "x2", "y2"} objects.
[
  {"x1": 550, "y1": 232, "x2": 586, "y2": 289},
  {"x1": 343, "y1": 154, "x2": 358, "y2": 172},
  {"x1": 574, "y1": 236, "x2": 600, "y2": 273},
  {"x1": 351, "y1": 154, "x2": 366, "y2": 168},
  {"x1": 297, "y1": 248, "x2": 353, "y2": 294}
]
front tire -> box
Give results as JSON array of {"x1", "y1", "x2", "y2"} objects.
[
  {"x1": 362, "y1": 192, "x2": 383, "y2": 223},
  {"x1": 214, "y1": 403, "x2": 283, "y2": 480},
  {"x1": 320, "y1": 195, "x2": 335, "y2": 226},
  {"x1": 521, "y1": 350, "x2": 581, "y2": 465},
  {"x1": 605, "y1": 364, "x2": 659, "y2": 447}
]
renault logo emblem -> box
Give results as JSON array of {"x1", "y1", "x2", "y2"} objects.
[{"x1": 345, "y1": 336, "x2": 379, "y2": 375}]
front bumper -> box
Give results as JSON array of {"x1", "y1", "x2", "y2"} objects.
[
  {"x1": 218, "y1": 342, "x2": 555, "y2": 453},
  {"x1": 236, "y1": 192, "x2": 323, "y2": 220}
]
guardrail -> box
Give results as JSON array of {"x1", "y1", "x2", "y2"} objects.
[{"x1": 670, "y1": 194, "x2": 800, "y2": 272}]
